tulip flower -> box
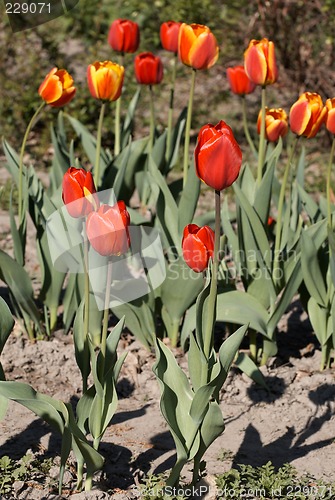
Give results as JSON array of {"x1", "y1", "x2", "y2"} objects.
[
  {"x1": 86, "y1": 201, "x2": 130, "y2": 256},
  {"x1": 194, "y1": 120, "x2": 242, "y2": 191},
  {"x1": 87, "y1": 61, "x2": 124, "y2": 102},
  {"x1": 38, "y1": 67, "x2": 76, "y2": 107},
  {"x1": 178, "y1": 23, "x2": 219, "y2": 71},
  {"x1": 62, "y1": 167, "x2": 98, "y2": 218},
  {"x1": 244, "y1": 38, "x2": 278, "y2": 87},
  {"x1": 257, "y1": 107, "x2": 288, "y2": 142},
  {"x1": 289, "y1": 92, "x2": 327, "y2": 138},
  {"x1": 134, "y1": 52, "x2": 163, "y2": 85},
  {"x1": 108, "y1": 18, "x2": 140, "y2": 53},
  {"x1": 325, "y1": 98, "x2": 335, "y2": 135},
  {"x1": 160, "y1": 21, "x2": 182, "y2": 53},
  {"x1": 227, "y1": 65, "x2": 256, "y2": 95},
  {"x1": 182, "y1": 224, "x2": 215, "y2": 273}
]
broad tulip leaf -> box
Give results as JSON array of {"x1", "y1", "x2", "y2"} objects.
[
  {"x1": 165, "y1": 107, "x2": 187, "y2": 172},
  {"x1": 0, "y1": 298, "x2": 14, "y2": 420},
  {"x1": 267, "y1": 258, "x2": 302, "y2": 338},
  {"x1": 121, "y1": 87, "x2": 141, "y2": 150},
  {"x1": 66, "y1": 115, "x2": 109, "y2": 170},
  {"x1": 161, "y1": 257, "x2": 204, "y2": 334},
  {"x1": 73, "y1": 299, "x2": 91, "y2": 389},
  {"x1": 0, "y1": 250, "x2": 42, "y2": 334},
  {"x1": 308, "y1": 297, "x2": 329, "y2": 345},
  {"x1": 238, "y1": 164, "x2": 256, "y2": 204},
  {"x1": 153, "y1": 339, "x2": 196, "y2": 468},
  {"x1": 190, "y1": 400, "x2": 224, "y2": 466},
  {"x1": 148, "y1": 157, "x2": 180, "y2": 250},
  {"x1": 235, "y1": 352, "x2": 267, "y2": 388},
  {"x1": 254, "y1": 156, "x2": 276, "y2": 224},
  {"x1": 178, "y1": 164, "x2": 201, "y2": 233},
  {"x1": 112, "y1": 298, "x2": 155, "y2": 349},
  {"x1": 297, "y1": 184, "x2": 321, "y2": 222},
  {"x1": 301, "y1": 230, "x2": 327, "y2": 307}
]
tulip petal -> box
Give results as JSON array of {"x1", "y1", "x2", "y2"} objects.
[
  {"x1": 87, "y1": 65, "x2": 99, "y2": 99},
  {"x1": 188, "y1": 31, "x2": 219, "y2": 70},
  {"x1": 244, "y1": 44, "x2": 267, "y2": 85},
  {"x1": 290, "y1": 100, "x2": 312, "y2": 136},
  {"x1": 40, "y1": 75, "x2": 63, "y2": 104},
  {"x1": 178, "y1": 24, "x2": 196, "y2": 66}
]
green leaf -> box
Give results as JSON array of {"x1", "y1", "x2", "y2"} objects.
[
  {"x1": 301, "y1": 230, "x2": 327, "y2": 307},
  {"x1": 307, "y1": 297, "x2": 329, "y2": 345},
  {"x1": 0, "y1": 250, "x2": 42, "y2": 334},
  {"x1": 254, "y1": 153, "x2": 276, "y2": 224},
  {"x1": 235, "y1": 352, "x2": 268, "y2": 389},
  {"x1": 121, "y1": 87, "x2": 141, "y2": 149},
  {"x1": 112, "y1": 298, "x2": 155, "y2": 349},
  {"x1": 148, "y1": 157, "x2": 180, "y2": 250},
  {"x1": 177, "y1": 163, "x2": 201, "y2": 233},
  {"x1": 66, "y1": 115, "x2": 109, "y2": 168}
]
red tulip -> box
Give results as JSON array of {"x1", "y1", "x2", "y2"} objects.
[
  {"x1": 226, "y1": 65, "x2": 256, "y2": 95},
  {"x1": 194, "y1": 120, "x2": 242, "y2": 191},
  {"x1": 160, "y1": 21, "x2": 182, "y2": 53},
  {"x1": 178, "y1": 23, "x2": 219, "y2": 70},
  {"x1": 39, "y1": 67, "x2": 76, "y2": 107},
  {"x1": 244, "y1": 38, "x2": 278, "y2": 86},
  {"x1": 87, "y1": 61, "x2": 124, "y2": 101},
  {"x1": 134, "y1": 52, "x2": 163, "y2": 85},
  {"x1": 182, "y1": 224, "x2": 214, "y2": 273},
  {"x1": 62, "y1": 167, "x2": 98, "y2": 218},
  {"x1": 257, "y1": 107, "x2": 288, "y2": 142},
  {"x1": 108, "y1": 19, "x2": 140, "y2": 53},
  {"x1": 325, "y1": 98, "x2": 335, "y2": 135},
  {"x1": 289, "y1": 92, "x2": 327, "y2": 138},
  {"x1": 86, "y1": 201, "x2": 130, "y2": 256}
]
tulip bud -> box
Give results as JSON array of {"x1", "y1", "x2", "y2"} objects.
[
  {"x1": 38, "y1": 67, "x2": 76, "y2": 107},
  {"x1": 86, "y1": 201, "x2": 130, "y2": 256},
  {"x1": 178, "y1": 23, "x2": 219, "y2": 71},
  {"x1": 182, "y1": 224, "x2": 215, "y2": 273},
  {"x1": 194, "y1": 120, "x2": 242, "y2": 191},
  {"x1": 325, "y1": 98, "x2": 335, "y2": 135},
  {"x1": 244, "y1": 38, "x2": 278, "y2": 86},
  {"x1": 87, "y1": 61, "x2": 124, "y2": 102},
  {"x1": 257, "y1": 107, "x2": 288, "y2": 142},
  {"x1": 62, "y1": 167, "x2": 98, "y2": 218},
  {"x1": 160, "y1": 21, "x2": 182, "y2": 53},
  {"x1": 108, "y1": 19, "x2": 140, "y2": 53},
  {"x1": 289, "y1": 92, "x2": 327, "y2": 138},
  {"x1": 226, "y1": 65, "x2": 256, "y2": 96},
  {"x1": 134, "y1": 52, "x2": 163, "y2": 85}
]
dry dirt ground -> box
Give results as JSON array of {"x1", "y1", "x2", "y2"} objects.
[{"x1": 0, "y1": 300, "x2": 334, "y2": 499}]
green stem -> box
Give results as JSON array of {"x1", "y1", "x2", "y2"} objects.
[
  {"x1": 273, "y1": 135, "x2": 299, "y2": 287},
  {"x1": 242, "y1": 95, "x2": 257, "y2": 158},
  {"x1": 82, "y1": 227, "x2": 90, "y2": 394},
  {"x1": 93, "y1": 101, "x2": 106, "y2": 188},
  {"x1": 148, "y1": 85, "x2": 155, "y2": 153},
  {"x1": 169, "y1": 318, "x2": 180, "y2": 348},
  {"x1": 249, "y1": 330, "x2": 258, "y2": 363},
  {"x1": 166, "y1": 53, "x2": 177, "y2": 163},
  {"x1": 99, "y1": 258, "x2": 113, "y2": 377},
  {"x1": 202, "y1": 190, "x2": 221, "y2": 384},
  {"x1": 326, "y1": 137, "x2": 335, "y2": 229},
  {"x1": 257, "y1": 86, "x2": 267, "y2": 185},
  {"x1": 183, "y1": 68, "x2": 196, "y2": 188},
  {"x1": 18, "y1": 101, "x2": 45, "y2": 222},
  {"x1": 114, "y1": 97, "x2": 121, "y2": 156},
  {"x1": 321, "y1": 339, "x2": 332, "y2": 371}
]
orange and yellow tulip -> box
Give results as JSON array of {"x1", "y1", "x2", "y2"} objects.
[
  {"x1": 325, "y1": 98, "x2": 335, "y2": 135},
  {"x1": 38, "y1": 67, "x2": 76, "y2": 107},
  {"x1": 87, "y1": 61, "x2": 124, "y2": 101},
  {"x1": 244, "y1": 38, "x2": 278, "y2": 86},
  {"x1": 290, "y1": 92, "x2": 327, "y2": 138},
  {"x1": 257, "y1": 107, "x2": 288, "y2": 142},
  {"x1": 178, "y1": 23, "x2": 219, "y2": 71}
]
